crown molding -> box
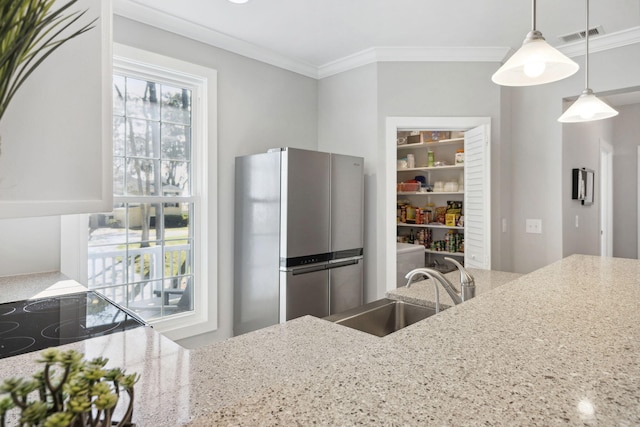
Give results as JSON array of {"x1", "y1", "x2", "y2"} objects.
[
  {"x1": 558, "y1": 26, "x2": 640, "y2": 57},
  {"x1": 113, "y1": 1, "x2": 640, "y2": 81},
  {"x1": 113, "y1": 0, "x2": 319, "y2": 79},
  {"x1": 318, "y1": 46, "x2": 511, "y2": 79}
]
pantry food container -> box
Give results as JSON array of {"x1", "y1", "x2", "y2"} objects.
[{"x1": 397, "y1": 182, "x2": 421, "y2": 192}]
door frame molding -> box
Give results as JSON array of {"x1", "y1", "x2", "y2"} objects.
[
  {"x1": 382, "y1": 117, "x2": 491, "y2": 293},
  {"x1": 599, "y1": 139, "x2": 613, "y2": 257}
]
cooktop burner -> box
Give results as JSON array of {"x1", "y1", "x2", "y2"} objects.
[
  {"x1": 0, "y1": 291, "x2": 146, "y2": 360},
  {"x1": 23, "y1": 295, "x2": 94, "y2": 314},
  {"x1": 0, "y1": 306, "x2": 16, "y2": 316}
]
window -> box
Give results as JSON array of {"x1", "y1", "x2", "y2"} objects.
[
  {"x1": 62, "y1": 45, "x2": 217, "y2": 341},
  {"x1": 88, "y1": 73, "x2": 196, "y2": 321}
]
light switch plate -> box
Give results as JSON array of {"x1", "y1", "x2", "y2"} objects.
[{"x1": 526, "y1": 219, "x2": 542, "y2": 234}]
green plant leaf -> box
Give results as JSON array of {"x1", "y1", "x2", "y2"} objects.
[
  {"x1": 43, "y1": 411, "x2": 74, "y2": 427},
  {"x1": 3, "y1": 349, "x2": 140, "y2": 425},
  {"x1": 19, "y1": 401, "x2": 49, "y2": 424},
  {"x1": 0, "y1": 396, "x2": 14, "y2": 415}
]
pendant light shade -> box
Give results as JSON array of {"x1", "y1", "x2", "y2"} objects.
[
  {"x1": 492, "y1": 31, "x2": 579, "y2": 86},
  {"x1": 558, "y1": 89, "x2": 618, "y2": 122},
  {"x1": 557, "y1": 0, "x2": 618, "y2": 123}
]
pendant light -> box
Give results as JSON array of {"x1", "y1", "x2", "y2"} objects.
[
  {"x1": 492, "y1": 0, "x2": 579, "y2": 86},
  {"x1": 558, "y1": 0, "x2": 618, "y2": 123}
]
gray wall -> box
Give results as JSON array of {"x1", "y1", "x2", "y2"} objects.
[
  {"x1": 317, "y1": 61, "x2": 510, "y2": 301},
  {"x1": 509, "y1": 82, "x2": 564, "y2": 272},
  {"x1": 511, "y1": 43, "x2": 640, "y2": 273},
  {"x1": 0, "y1": 17, "x2": 319, "y2": 348},
  {"x1": 318, "y1": 64, "x2": 379, "y2": 302},
  {"x1": 562, "y1": 119, "x2": 612, "y2": 257},
  {"x1": 612, "y1": 103, "x2": 640, "y2": 259},
  {"x1": 2, "y1": 17, "x2": 640, "y2": 345},
  {"x1": 376, "y1": 61, "x2": 511, "y2": 274},
  {"x1": 114, "y1": 17, "x2": 319, "y2": 347}
]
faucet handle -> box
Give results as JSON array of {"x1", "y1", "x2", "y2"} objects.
[
  {"x1": 444, "y1": 257, "x2": 475, "y2": 286},
  {"x1": 444, "y1": 257, "x2": 475, "y2": 301}
]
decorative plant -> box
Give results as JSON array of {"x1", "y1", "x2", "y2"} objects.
[
  {"x1": 0, "y1": 0, "x2": 96, "y2": 122},
  {"x1": 0, "y1": 349, "x2": 139, "y2": 427}
]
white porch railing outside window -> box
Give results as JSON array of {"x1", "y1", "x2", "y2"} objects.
[{"x1": 88, "y1": 242, "x2": 192, "y2": 320}]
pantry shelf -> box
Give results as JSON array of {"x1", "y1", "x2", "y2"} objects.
[
  {"x1": 397, "y1": 223, "x2": 464, "y2": 230},
  {"x1": 397, "y1": 165, "x2": 464, "y2": 172},
  {"x1": 397, "y1": 138, "x2": 464, "y2": 150},
  {"x1": 397, "y1": 191, "x2": 464, "y2": 196},
  {"x1": 395, "y1": 121, "x2": 491, "y2": 270}
]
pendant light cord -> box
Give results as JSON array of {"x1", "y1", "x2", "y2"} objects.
[
  {"x1": 532, "y1": 0, "x2": 537, "y2": 31},
  {"x1": 585, "y1": 0, "x2": 590, "y2": 90}
]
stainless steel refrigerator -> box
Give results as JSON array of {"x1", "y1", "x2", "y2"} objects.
[{"x1": 234, "y1": 148, "x2": 364, "y2": 335}]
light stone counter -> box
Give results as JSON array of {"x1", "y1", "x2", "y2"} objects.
[
  {"x1": 2, "y1": 255, "x2": 640, "y2": 426},
  {"x1": 387, "y1": 268, "x2": 522, "y2": 309},
  {"x1": 0, "y1": 271, "x2": 87, "y2": 303}
]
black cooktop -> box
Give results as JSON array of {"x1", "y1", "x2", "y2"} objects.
[{"x1": 0, "y1": 291, "x2": 146, "y2": 360}]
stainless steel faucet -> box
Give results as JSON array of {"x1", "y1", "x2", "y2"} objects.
[
  {"x1": 404, "y1": 257, "x2": 476, "y2": 310},
  {"x1": 405, "y1": 268, "x2": 443, "y2": 312}
]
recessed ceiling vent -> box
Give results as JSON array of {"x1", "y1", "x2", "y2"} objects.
[{"x1": 558, "y1": 25, "x2": 604, "y2": 43}]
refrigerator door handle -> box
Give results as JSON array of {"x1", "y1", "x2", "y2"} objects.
[
  {"x1": 326, "y1": 259, "x2": 359, "y2": 270},
  {"x1": 290, "y1": 264, "x2": 328, "y2": 275}
]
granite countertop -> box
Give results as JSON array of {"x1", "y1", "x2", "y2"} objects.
[
  {"x1": 2, "y1": 255, "x2": 640, "y2": 426},
  {"x1": 0, "y1": 271, "x2": 87, "y2": 303}
]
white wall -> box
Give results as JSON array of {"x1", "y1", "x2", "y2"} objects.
[
  {"x1": 318, "y1": 64, "x2": 378, "y2": 302},
  {"x1": 612, "y1": 103, "x2": 640, "y2": 259},
  {"x1": 0, "y1": 0, "x2": 105, "y2": 276},
  {"x1": 510, "y1": 43, "x2": 640, "y2": 273},
  {"x1": 562, "y1": 119, "x2": 612, "y2": 257},
  {"x1": 0, "y1": 0, "x2": 110, "y2": 218},
  {"x1": 0, "y1": 217, "x2": 60, "y2": 276},
  {"x1": 498, "y1": 86, "x2": 514, "y2": 270}
]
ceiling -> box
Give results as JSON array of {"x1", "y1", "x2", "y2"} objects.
[{"x1": 114, "y1": 0, "x2": 640, "y2": 79}]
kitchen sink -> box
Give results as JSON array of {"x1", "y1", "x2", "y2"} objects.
[{"x1": 324, "y1": 298, "x2": 438, "y2": 337}]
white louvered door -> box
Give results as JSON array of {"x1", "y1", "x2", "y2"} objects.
[{"x1": 464, "y1": 125, "x2": 491, "y2": 269}]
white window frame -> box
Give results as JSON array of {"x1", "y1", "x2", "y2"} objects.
[{"x1": 62, "y1": 44, "x2": 218, "y2": 341}]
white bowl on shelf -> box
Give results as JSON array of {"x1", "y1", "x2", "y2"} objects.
[{"x1": 444, "y1": 181, "x2": 459, "y2": 192}]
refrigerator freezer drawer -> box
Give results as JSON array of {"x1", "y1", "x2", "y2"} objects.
[
  {"x1": 330, "y1": 259, "x2": 363, "y2": 315},
  {"x1": 280, "y1": 258, "x2": 362, "y2": 321},
  {"x1": 282, "y1": 269, "x2": 330, "y2": 321}
]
